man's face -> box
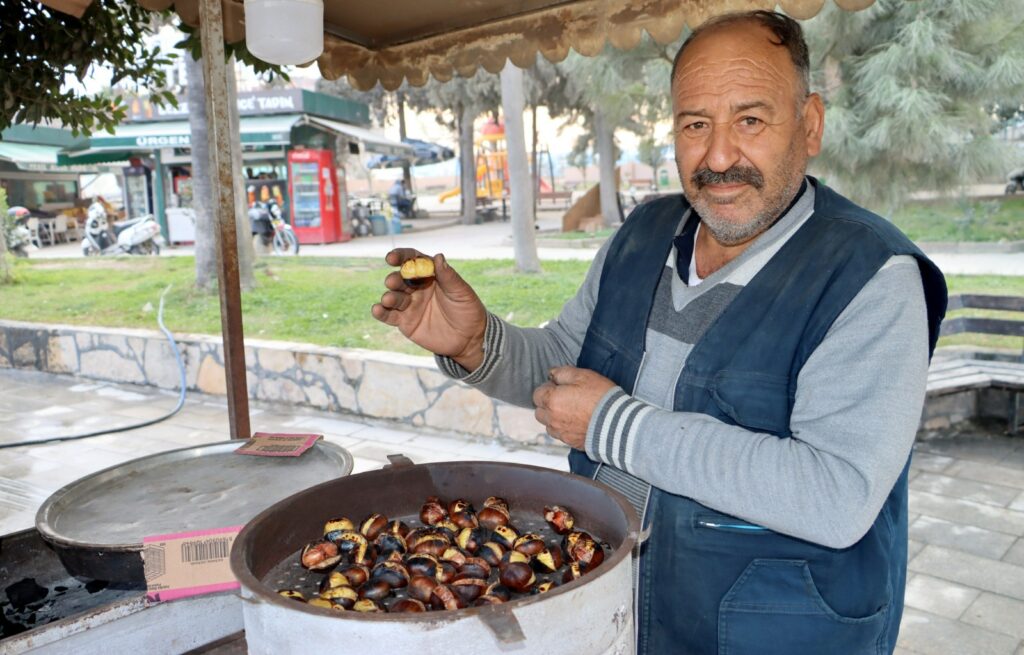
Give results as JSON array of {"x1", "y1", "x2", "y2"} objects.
[{"x1": 672, "y1": 22, "x2": 824, "y2": 246}]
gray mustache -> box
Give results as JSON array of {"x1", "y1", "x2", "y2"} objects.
[{"x1": 692, "y1": 166, "x2": 764, "y2": 189}]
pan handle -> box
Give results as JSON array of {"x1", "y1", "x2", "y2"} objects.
[
  {"x1": 385, "y1": 454, "x2": 415, "y2": 468},
  {"x1": 478, "y1": 606, "x2": 527, "y2": 646}
]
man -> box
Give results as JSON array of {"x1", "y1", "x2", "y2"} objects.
[
  {"x1": 387, "y1": 178, "x2": 413, "y2": 218},
  {"x1": 372, "y1": 11, "x2": 946, "y2": 655}
]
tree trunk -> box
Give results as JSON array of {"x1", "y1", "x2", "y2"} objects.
[
  {"x1": 397, "y1": 91, "x2": 412, "y2": 192},
  {"x1": 458, "y1": 102, "x2": 477, "y2": 226},
  {"x1": 187, "y1": 54, "x2": 217, "y2": 290},
  {"x1": 531, "y1": 104, "x2": 539, "y2": 216},
  {"x1": 500, "y1": 63, "x2": 541, "y2": 274},
  {"x1": 594, "y1": 108, "x2": 619, "y2": 227},
  {"x1": 227, "y1": 58, "x2": 255, "y2": 291}
]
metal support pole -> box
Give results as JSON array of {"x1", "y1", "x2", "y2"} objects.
[
  {"x1": 199, "y1": 0, "x2": 251, "y2": 440},
  {"x1": 153, "y1": 149, "x2": 168, "y2": 241}
]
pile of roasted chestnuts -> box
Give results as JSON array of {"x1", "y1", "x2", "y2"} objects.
[{"x1": 277, "y1": 496, "x2": 606, "y2": 613}]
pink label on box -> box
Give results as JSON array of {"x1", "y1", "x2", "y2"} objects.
[
  {"x1": 143, "y1": 526, "x2": 243, "y2": 603},
  {"x1": 235, "y1": 432, "x2": 322, "y2": 457}
]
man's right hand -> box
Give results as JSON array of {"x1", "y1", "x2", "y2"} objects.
[{"x1": 371, "y1": 249, "x2": 488, "y2": 372}]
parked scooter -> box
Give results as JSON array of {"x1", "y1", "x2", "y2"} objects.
[
  {"x1": 249, "y1": 197, "x2": 299, "y2": 255},
  {"x1": 1006, "y1": 168, "x2": 1024, "y2": 195},
  {"x1": 4, "y1": 206, "x2": 33, "y2": 258},
  {"x1": 82, "y1": 201, "x2": 164, "y2": 256}
]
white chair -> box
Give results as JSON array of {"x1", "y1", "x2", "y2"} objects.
[
  {"x1": 26, "y1": 217, "x2": 43, "y2": 248},
  {"x1": 52, "y1": 216, "x2": 69, "y2": 243}
]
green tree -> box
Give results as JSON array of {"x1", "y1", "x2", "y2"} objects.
[
  {"x1": 805, "y1": 0, "x2": 1024, "y2": 210},
  {"x1": 0, "y1": 0, "x2": 176, "y2": 135},
  {"x1": 559, "y1": 36, "x2": 678, "y2": 225},
  {"x1": 637, "y1": 136, "x2": 668, "y2": 189}
]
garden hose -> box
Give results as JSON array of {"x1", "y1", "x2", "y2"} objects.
[{"x1": 0, "y1": 284, "x2": 187, "y2": 449}]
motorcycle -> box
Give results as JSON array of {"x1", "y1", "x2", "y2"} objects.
[
  {"x1": 4, "y1": 206, "x2": 33, "y2": 258},
  {"x1": 249, "y1": 198, "x2": 299, "y2": 255},
  {"x1": 1005, "y1": 168, "x2": 1024, "y2": 195},
  {"x1": 82, "y1": 201, "x2": 164, "y2": 256}
]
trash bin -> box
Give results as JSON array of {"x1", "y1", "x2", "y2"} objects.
[{"x1": 369, "y1": 214, "x2": 388, "y2": 236}]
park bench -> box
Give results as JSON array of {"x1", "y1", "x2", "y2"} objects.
[
  {"x1": 537, "y1": 190, "x2": 573, "y2": 208},
  {"x1": 928, "y1": 294, "x2": 1024, "y2": 434}
]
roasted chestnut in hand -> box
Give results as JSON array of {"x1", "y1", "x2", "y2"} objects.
[
  {"x1": 390, "y1": 598, "x2": 427, "y2": 613},
  {"x1": 300, "y1": 540, "x2": 341, "y2": 571},
  {"x1": 498, "y1": 561, "x2": 536, "y2": 593},
  {"x1": 278, "y1": 589, "x2": 305, "y2": 602},
  {"x1": 407, "y1": 574, "x2": 439, "y2": 603},
  {"x1": 563, "y1": 530, "x2": 605, "y2": 571},
  {"x1": 420, "y1": 496, "x2": 447, "y2": 525},
  {"x1": 544, "y1": 505, "x2": 575, "y2": 535},
  {"x1": 400, "y1": 257, "x2": 436, "y2": 287}
]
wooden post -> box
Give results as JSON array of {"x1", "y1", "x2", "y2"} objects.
[{"x1": 198, "y1": 0, "x2": 251, "y2": 440}]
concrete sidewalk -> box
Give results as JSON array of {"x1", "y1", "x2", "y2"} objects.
[
  {"x1": 27, "y1": 209, "x2": 1024, "y2": 275},
  {"x1": 1, "y1": 368, "x2": 1023, "y2": 654}
]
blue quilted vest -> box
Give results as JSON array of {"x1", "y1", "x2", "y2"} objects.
[{"x1": 571, "y1": 180, "x2": 947, "y2": 655}]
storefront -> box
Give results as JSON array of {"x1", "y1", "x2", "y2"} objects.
[
  {"x1": 58, "y1": 90, "x2": 411, "y2": 245},
  {"x1": 0, "y1": 125, "x2": 96, "y2": 213}
]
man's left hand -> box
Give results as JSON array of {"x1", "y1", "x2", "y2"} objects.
[{"x1": 532, "y1": 366, "x2": 617, "y2": 450}]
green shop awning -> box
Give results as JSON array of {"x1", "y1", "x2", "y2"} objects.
[
  {"x1": 0, "y1": 142, "x2": 62, "y2": 168},
  {"x1": 59, "y1": 114, "x2": 409, "y2": 164}
]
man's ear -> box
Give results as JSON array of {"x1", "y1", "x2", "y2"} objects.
[{"x1": 803, "y1": 92, "x2": 825, "y2": 157}]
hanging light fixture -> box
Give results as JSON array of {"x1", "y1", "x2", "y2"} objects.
[{"x1": 244, "y1": 0, "x2": 324, "y2": 66}]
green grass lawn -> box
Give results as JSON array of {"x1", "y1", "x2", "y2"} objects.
[
  {"x1": 0, "y1": 257, "x2": 1020, "y2": 353},
  {"x1": 886, "y1": 196, "x2": 1024, "y2": 242}
]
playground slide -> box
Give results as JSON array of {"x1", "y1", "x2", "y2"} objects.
[{"x1": 439, "y1": 163, "x2": 492, "y2": 203}]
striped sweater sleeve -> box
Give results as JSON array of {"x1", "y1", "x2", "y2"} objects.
[
  {"x1": 584, "y1": 388, "x2": 661, "y2": 470},
  {"x1": 434, "y1": 312, "x2": 506, "y2": 384}
]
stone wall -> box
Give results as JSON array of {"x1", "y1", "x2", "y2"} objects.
[{"x1": 0, "y1": 320, "x2": 553, "y2": 448}]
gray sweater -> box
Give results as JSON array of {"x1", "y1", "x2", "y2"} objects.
[{"x1": 438, "y1": 184, "x2": 929, "y2": 549}]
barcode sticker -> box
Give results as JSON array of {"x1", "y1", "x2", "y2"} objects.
[
  {"x1": 235, "y1": 432, "x2": 322, "y2": 457},
  {"x1": 142, "y1": 526, "x2": 243, "y2": 603}
]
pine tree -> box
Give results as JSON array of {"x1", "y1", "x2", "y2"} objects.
[{"x1": 805, "y1": 0, "x2": 1024, "y2": 210}]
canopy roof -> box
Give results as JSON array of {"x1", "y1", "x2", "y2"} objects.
[
  {"x1": 126, "y1": 0, "x2": 875, "y2": 91},
  {"x1": 58, "y1": 114, "x2": 411, "y2": 165}
]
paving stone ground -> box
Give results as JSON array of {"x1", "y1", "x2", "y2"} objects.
[{"x1": 2, "y1": 368, "x2": 1023, "y2": 654}]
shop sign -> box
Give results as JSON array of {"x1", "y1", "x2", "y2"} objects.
[{"x1": 127, "y1": 90, "x2": 305, "y2": 121}]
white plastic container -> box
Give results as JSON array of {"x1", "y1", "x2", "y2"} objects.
[{"x1": 244, "y1": 0, "x2": 323, "y2": 66}]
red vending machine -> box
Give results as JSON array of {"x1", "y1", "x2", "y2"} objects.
[{"x1": 287, "y1": 148, "x2": 350, "y2": 244}]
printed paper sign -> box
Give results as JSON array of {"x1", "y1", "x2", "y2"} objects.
[
  {"x1": 234, "y1": 432, "x2": 322, "y2": 457},
  {"x1": 143, "y1": 526, "x2": 243, "y2": 602}
]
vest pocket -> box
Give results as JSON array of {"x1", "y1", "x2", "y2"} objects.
[
  {"x1": 709, "y1": 371, "x2": 791, "y2": 435},
  {"x1": 718, "y1": 559, "x2": 889, "y2": 655},
  {"x1": 695, "y1": 513, "x2": 769, "y2": 535}
]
